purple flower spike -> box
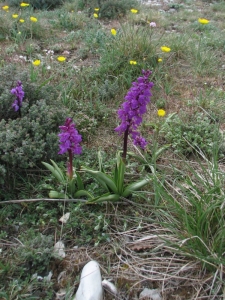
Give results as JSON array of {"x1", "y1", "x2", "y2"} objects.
[
  {"x1": 58, "y1": 118, "x2": 82, "y2": 179},
  {"x1": 11, "y1": 81, "x2": 25, "y2": 112},
  {"x1": 115, "y1": 70, "x2": 153, "y2": 156},
  {"x1": 58, "y1": 118, "x2": 82, "y2": 155}
]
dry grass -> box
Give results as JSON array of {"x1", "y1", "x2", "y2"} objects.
[{"x1": 59, "y1": 212, "x2": 223, "y2": 299}]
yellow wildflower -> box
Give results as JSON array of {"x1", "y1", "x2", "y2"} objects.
[
  {"x1": 2, "y1": 5, "x2": 9, "y2": 11},
  {"x1": 12, "y1": 14, "x2": 18, "y2": 18},
  {"x1": 94, "y1": 8, "x2": 99, "y2": 11},
  {"x1": 158, "y1": 58, "x2": 163, "y2": 62},
  {"x1": 129, "y1": 60, "x2": 137, "y2": 65},
  {"x1": 93, "y1": 13, "x2": 98, "y2": 18},
  {"x1": 111, "y1": 28, "x2": 117, "y2": 36},
  {"x1": 198, "y1": 18, "x2": 209, "y2": 25},
  {"x1": 130, "y1": 8, "x2": 138, "y2": 14},
  {"x1": 57, "y1": 56, "x2": 66, "y2": 62},
  {"x1": 161, "y1": 46, "x2": 171, "y2": 52},
  {"x1": 19, "y1": 19, "x2": 25, "y2": 23},
  {"x1": 32, "y1": 59, "x2": 41, "y2": 66},
  {"x1": 157, "y1": 109, "x2": 166, "y2": 117},
  {"x1": 20, "y1": 2, "x2": 29, "y2": 7},
  {"x1": 30, "y1": 16, "x2": 37, "y2": 22}
]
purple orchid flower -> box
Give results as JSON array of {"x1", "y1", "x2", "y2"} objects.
[
  {"x1": 11, "y1": 81, "x2": 25, "y2": 114},
  {"x1": 58, "y1": 118, "x2": 82, "y2": 179},
  {"x1": 115, "y1": 70, "x2": 154, "y2": 158}
]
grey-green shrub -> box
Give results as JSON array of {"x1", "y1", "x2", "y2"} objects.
[
  {"x1": 77, "y1": 0, "x2": 138, "y2": 19},
  {"x1": 161, "y1": 112, "x2": 222, "y2": 157},
  {"x1": 0, "y1": 66, "x2": 57, "y2": 121},
  {"x1": 8, "y1": 0, "x2": 62, "y2": 9},
  {"x1": 0, "y1": 100, "x2": 69, "y2": 169},
  {"x1": 99, "y1": 0, "x2": 139, "y2": 19},
  {"x1": 0, "y1": 66, "x2": 71, "y2": 189}
]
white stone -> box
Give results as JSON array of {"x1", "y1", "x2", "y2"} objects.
[
  {"x1": 59, "y1": 212, "x2": 70, "y2": 224},
  {"x1": 139, "y1": 288, "x2": 162, "y2": 300},
  {"x1": 102, "y1": 279, "x2": 118, "y2": 296},
  {"x1": 55, "y1": 289, "x2": 67, "y2": 300},
  {"x1": 53, "y1": 241, "x2": 66, "y2": 258},
  {"x1": 44, "y1": 271, "x2": 53, "y2": 282},
  {"x1": 74, "y1": 261, "x2": 103, "y2": 300}
]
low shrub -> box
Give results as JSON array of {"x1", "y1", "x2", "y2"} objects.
[
  {"x1": 8, "y1": 0, "x2": 63, "y2": 10},
  {"x1": 77, "y1": 0, "x2": 138, "y2": 19},
  {"x1": 0, "y1": 66, "x2": 71, "y2": 191},
  {"x1": 161, "y1": 112, "x2": 222, "y2": 157}
]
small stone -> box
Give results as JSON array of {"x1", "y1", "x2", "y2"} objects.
[
  {"x1": 102, "y1": 279, "x2": 118, "y2": 296},
  {"x1": 139, "y1": 288, "x2": 162, "y2": 300},
  {"x1": 54, "y1": 241, "x2": 66, "y2": 258},
  {"x1": 58, "y1": 270, "x2": 67, "y2": 286},
  {"x1": 56, "y1": 289, "x2": 67, "y2": 300},
  {"x1": 44, "y1": 271, "x2": 53, "y2": 282},
  {"x1": 59, "y1": 212, "x2": 70, "y2": 224}
]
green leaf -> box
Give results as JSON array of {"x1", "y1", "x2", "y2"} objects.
[
  {"x1": 68, "y1": 178, "x2": 76, "y2": 195},
  {"x1": 74, "y1": 190, "x2": 94, "y2": 199},
  {"x1": 42, "y1": 161, "x2": 65, "y2": 183},
  {"x1": 87, "y1": 193, "x2": 120, "y2": 204},
  {"x1": 114, "y1": 154, "x2": 125, "y2": 195},
  {"x1": 38, "y1": 76, "x2": 54, "y2": 89},
  {"x1": 127, "y1": 151, "x2": 146, "y2": 164},
  {"x1": 98, "y1": 151, "x2": 105, "y2": 173},
  {"x1": 50, "y1": 160, "x2": 65, "y2": 182},
  {"x1": 154, "y1": 144, "x2": 170, "y2": 160},
  {"x1": 76, "y1": 172, "x2": 84, "y2": 190},
  {"x1": 81, "y1": 167, "x2": 118, "y2": 194},
  {"x1": 122, "y1": 178, "x2": 150, "y2": 198},
  {"x1": 49, "y1": 190, "x2": 68, "y2": 199}
]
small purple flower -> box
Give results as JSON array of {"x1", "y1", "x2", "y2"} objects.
[
  {"x1": 115, "y1": 70, "x2": 153, "y2": 155},
  {"x1": 11, "y1": 81, "x2": 25, "y2": 112},
  {"x1": 149, "y1": 22, "x2": 156, "y2": 27},
  {"x1": 58, "y1": 118, "x2": 82, "y2": 155}
]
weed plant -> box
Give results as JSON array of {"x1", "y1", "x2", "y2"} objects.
[
  {"x1": 161, "y1": 112, "x2": 222, "y2": 157},
  {"x1": 154, "y1": 150, "x2": 225, "y2": 272}
]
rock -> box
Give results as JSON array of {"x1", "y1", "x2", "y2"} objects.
[
  {"x1": 139, "y1": 288, "x2": 162, "y2": 300},
  {"x1": 74, "y1": 261, "x2": 103, "y2": 300},
  {"x1": 59, "y1": 212, "x2": 70, "y2": 224},
  {"x1": 44, "y1": 271, "x2": 53, "y2": 282},
  {"x1": 57, "y1": 270, "x2": 67, "y2": 286},
  {"x1": 53, "y1": 241, "x2": 66, "y2": 258},
  {"x1": 55, "y1": 289, "x2": 67, "y2": 300},
  {"x1": 102, "y1": 279, "x2": 118, "y2": 296}
]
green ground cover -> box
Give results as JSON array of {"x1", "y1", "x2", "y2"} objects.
[{"x1": 0, "y1": 0, "x2": 225, "y2": 298}]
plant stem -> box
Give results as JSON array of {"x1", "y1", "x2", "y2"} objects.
[
  {"x1": 68, "y1": 149, "x2": 73, "y2": 179},
  {"x1": 122, "y1": 127, "x2": 129, "y2": 160}
]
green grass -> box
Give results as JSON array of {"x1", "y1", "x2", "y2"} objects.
[{"x1": 1, "y1": 0, "x2": 225, "y2": 298}]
